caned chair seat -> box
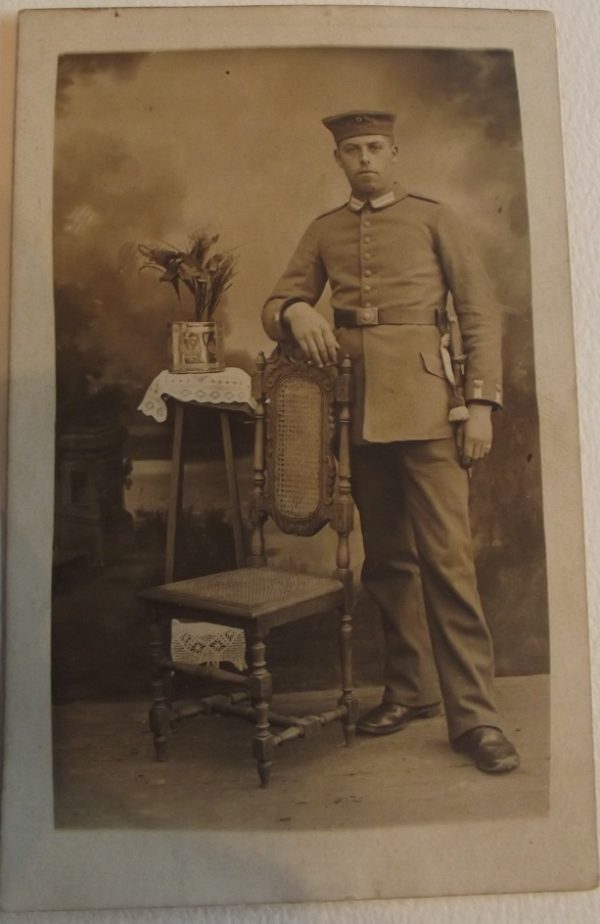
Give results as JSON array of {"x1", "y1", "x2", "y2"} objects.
[{"x1": 141, "y1": 567, "x2": 345, "y2": 629}]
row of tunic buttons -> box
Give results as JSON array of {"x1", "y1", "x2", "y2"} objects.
[{"x1": 363, "y1": 214, "x2": 375, "y2": 308}]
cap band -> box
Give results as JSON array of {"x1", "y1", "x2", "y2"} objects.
[{"x1": 322, "y1": 110, "x2": 396, "y2": 143}]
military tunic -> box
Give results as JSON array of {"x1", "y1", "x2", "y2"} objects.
[
  {"x1": 262, "y1": 186, "x2": 503, "y2": 444},
  {"x1": 262, "y1": 186, "x2": 503, "y2": 740}
]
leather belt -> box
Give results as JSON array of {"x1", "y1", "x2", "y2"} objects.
[{"x1": 334, "y1": 307, "x2": 439, "y2": 328}]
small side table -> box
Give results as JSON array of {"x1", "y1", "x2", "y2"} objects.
[{"x1": 138, "y1": 367, "x2": 256, "y2": 582}]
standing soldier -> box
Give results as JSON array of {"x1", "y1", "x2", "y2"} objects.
[{"x1": 262, "y1": 110, "x2": 519, "y2": 773}]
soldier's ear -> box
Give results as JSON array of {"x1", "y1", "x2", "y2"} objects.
[{"x1": 333, "y1": 147, "x2": 342, "y2": 168}]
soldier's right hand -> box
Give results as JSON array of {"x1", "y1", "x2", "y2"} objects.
[{"x1": 283, "y1": 302, "x2": 339, "y2": 367}]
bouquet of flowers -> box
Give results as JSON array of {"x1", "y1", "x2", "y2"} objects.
[{"x1": 138, "y1": 231, "x2": 238, "y2": 322}]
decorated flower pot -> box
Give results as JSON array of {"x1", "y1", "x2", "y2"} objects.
[{"x1": 169, "y1": 320, "x2": 225, "y2": 374}]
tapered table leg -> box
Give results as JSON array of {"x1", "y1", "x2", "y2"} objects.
[
  {"x1": 220, "y1": 411, "x2": 245, "y2": 568},
  {"x1": 165, "y1": 402, "x2": 185, "y2": 584}
]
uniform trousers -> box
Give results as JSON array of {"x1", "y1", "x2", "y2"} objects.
[{"x1": 350, "y1": 436, "x2": 500, "y2": 741}]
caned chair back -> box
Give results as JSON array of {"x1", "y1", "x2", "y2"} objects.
[{"x1": 248, "y1": 347, "x2": 354, "y2": 569}]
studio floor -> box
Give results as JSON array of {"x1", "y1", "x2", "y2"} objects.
[{"x1": 53, "y1": 674, "x2": 549, "y2": 831}]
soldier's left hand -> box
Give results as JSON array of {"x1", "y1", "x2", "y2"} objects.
[{"x1": 459, "y1": 404, "x2": 493, "y2": 467}]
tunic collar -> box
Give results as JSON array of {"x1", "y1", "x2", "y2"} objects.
[{"x1": 348, "y1": 185, "x2": 407, "y2": 212}]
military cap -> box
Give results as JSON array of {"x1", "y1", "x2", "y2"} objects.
[{"x1": 322, "y1": 110, "x2": 396, "y2": 143}]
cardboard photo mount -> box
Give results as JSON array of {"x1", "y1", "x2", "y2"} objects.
[{"x1": 2, "y1": 5, "x2": 597, "y2": 912}]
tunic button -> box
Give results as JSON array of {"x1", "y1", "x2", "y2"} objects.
[
  {"x1": 364, "y1": 236, "x2": 371, "y2": 243},
  {"x1": 364, "y1": 284, "x2": 372, "y2": 292},
  {"x1": 365, "y1": 253, "x2": 372, "y2": 259},
  {"x1": 364, "y1": 269, "x2": 372, "y2": 277},
  {"x1": 365, "y1": 301, "x2": 372, "y2": 308}
]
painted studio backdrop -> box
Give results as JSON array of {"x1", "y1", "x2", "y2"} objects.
[{"x1": 52, "y1": 48, "x2": 547, "y2": 707}]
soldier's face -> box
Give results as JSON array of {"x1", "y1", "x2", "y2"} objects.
[{"x1": 334, "y1": 134, "x2": 398, "y2": 198}]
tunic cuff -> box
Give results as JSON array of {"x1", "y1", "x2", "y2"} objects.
[
  {"x1": 262, "y1": 298, "x2": 286, "y2": 340},
  {"x1": 262, "y1": 298, "x2": 309, "y2": 341},
  {"x1": 464, "y1": 379, "x2": 503, "y2": 409}
]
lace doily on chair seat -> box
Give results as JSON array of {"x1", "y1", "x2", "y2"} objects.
[{"x1": 171, "y1": 619, "x2": 247, "y2": 671}]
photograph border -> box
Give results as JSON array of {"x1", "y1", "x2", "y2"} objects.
[{"x1": 2, "y1": 4, "x2": 597, "y2": 911}]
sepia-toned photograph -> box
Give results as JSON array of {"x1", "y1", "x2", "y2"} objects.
[
  {"x1": 51, "y1": 42, "x2": 545, "y2": 825},
  {"x1": 2, "y1": 4, "x2": 597, "y2": 912}
]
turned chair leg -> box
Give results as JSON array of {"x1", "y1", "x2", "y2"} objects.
[
  {"x1": 248, "y1": 635, "x2": 274, "y2": 787},
  {"x1": 339, "y1": 609, "x2": 357, "y2": 745},
  {"x1": 148, "y1": 608, "x2": 171, "y2": 762}
]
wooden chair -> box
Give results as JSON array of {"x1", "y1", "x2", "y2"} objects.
[{"x1": 139, "y1": 347, "x2": 357, "y2": 787}]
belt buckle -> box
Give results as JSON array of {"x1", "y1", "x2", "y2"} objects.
[{"x1": 357, "y1": 307, "x2": 378, "y2": 326}]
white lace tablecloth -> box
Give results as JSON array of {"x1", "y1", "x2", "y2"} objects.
[{"x1": 138, "y1": 367, "x2": 256, "y2": 422}]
